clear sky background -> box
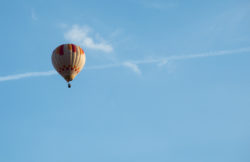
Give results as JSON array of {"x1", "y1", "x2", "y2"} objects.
[{"x1": 0, "y1": 0, "x2": 250, "y2": 162}]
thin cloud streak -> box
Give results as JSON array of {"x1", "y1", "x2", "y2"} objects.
[
  {"x1": 0, "y1": 71, "x2": 56, "y2": 82},
  {"x1": 0, "y1": 47, "x2": 249, "y2": 82},
  {"x1": 85, "y1": 63, "x2": 121, "y2": 70},
  {"x1": 132, "y1": 47, "x2": 250, "y2": 65},
  {"x1": 123, "y1": 62, "x2": 141, "y2": 74}
]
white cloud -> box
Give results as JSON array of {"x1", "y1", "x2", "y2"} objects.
[
  {"x1": 64, "y1": 25, "x2": 113, "y2": 53},
  {"x1": 123, "y1": 62, "x2": 141, "y2": 74}
]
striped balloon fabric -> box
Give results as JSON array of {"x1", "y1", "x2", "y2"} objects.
[{"x1": 52, "y1": 44, "x2": 86, "y2": 83}]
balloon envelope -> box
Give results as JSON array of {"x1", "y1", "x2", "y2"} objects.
[{"x1": 51, "y1": 44, "x2": 86, "y2": 82}]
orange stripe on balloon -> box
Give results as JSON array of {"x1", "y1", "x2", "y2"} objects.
[
  {"x1": 80, "y1": 48, "x2": 84, "y2": 54},
  {"x1": 68, "y1": 44, "x2": 72, "y2": 52}
]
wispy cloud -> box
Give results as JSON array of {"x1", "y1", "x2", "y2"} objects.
[
  {"x1": 31, "y1": 9, "x2": 38, "y2": 21},
  {"x1": 0, "y1": 71, "x2": 56, "y2": 82},
  {"x1": 64, "y1": 25, "x2": 113, "y2": 53},
  {"x1": 0, "y1": 47, "x2": 249, "y2": 82},
  {"x1": 157, "y1": 59, "x2": 168, "y2": 67},
  {"x1": 123, "y1": 62, "x2": 141, "y2": 74}
]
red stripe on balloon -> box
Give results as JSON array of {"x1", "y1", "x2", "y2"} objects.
[
  {"x1": 72, "y1": 44, "x2": 76, "y2": 52},
  {"x1": 58, "y1": 45, "x2": 64, "y2": 55}
]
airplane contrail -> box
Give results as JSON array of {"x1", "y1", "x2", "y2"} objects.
[
  {"x1": 0, "y1": 47, "x2": 250, "y2": 82},
  {"x1": 0, "y1": 71, "x2": 56, "y2": 82}
]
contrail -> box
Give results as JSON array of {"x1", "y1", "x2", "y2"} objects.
[
  {"x1": 0, "y1": 71, "x2": 56, "y2": 82},
  {"x1": 130, "y1": 47, "x2": 250, "y2": 64},
  {"x1": 0, "y1": 47, "x2": 250, "y2": 82}
]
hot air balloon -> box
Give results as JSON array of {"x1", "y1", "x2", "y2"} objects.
[{"x1": 51, "y1": 44, "x2": 86, "y2": 88}]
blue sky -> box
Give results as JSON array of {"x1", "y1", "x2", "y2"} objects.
[{"x1": 0, "y1": 0, "x2": 250, "y2": 162}]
